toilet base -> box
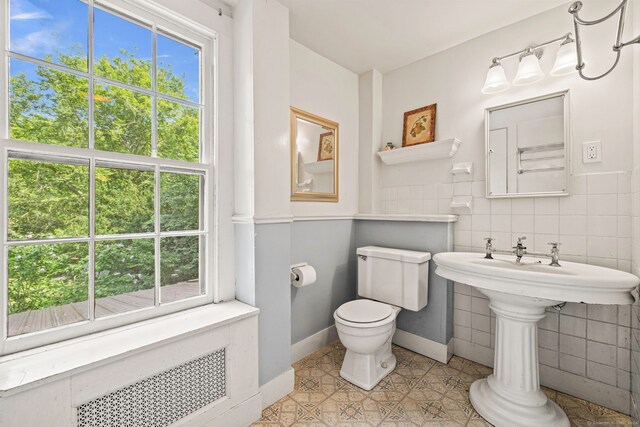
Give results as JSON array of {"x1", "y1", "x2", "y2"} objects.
[{"x1": 339, "y1": 337, "x2": 396, "y2": 390}]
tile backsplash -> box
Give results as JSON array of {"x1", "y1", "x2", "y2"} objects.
[
  {"x1": 382, "y1": 171, "x2": 632, "y2": 271},
  {"x1": 382, "y1": 170, "x2": 634, "y2": 413}
]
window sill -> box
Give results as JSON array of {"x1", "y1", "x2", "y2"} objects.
[{"x1": 0, "y1": 300, "x2": 259, "y2": 397}]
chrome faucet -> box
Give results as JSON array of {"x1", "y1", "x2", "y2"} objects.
[
  {"x1": 513, "y1": 237, "x2": 527, "y2": 263},
  {"x1": 484, "y1": 237, "x2": 495, "y2": 259},
  {"x1": 481, "y1": 236, "x2": 562, "y2": 267}
]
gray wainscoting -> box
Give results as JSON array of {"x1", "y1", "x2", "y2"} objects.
[
  {"x1": 355, "y1": 220, "x2": 455, "y2": 345},
  {"x1": 254, "y1": 223, "x2": 292, "y2": 385},
  {"x1": 236, "y1": 218, "x2": 454, "y2": 387},
  {"x1": 291, "y1": 220, "x2": 357, "y2": 345}
]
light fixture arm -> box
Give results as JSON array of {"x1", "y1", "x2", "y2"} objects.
[
  {"x1": 491, "y1": 33, "x2": 572, "y2": 64},
  {"x1": 569, "y1": 0, "x2": 639, "y2": 81}
]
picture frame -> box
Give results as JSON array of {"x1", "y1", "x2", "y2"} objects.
[
  {"x1": 402, "y1": 103, "x2": 437, "y2": 147},
  {"x1": 317, "y1": 131, "x2": 335, "y2": 161}
]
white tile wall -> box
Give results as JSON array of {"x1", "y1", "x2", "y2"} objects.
[
  {"x1": 631, "y1": 165, "x2": 640, "y2": 420},
  {"x1": 454, "y1": 284, "x2": 633, "y2": 393},
  {"x1": 382, "y1": 170, "x2": 635, "y2": 402}
]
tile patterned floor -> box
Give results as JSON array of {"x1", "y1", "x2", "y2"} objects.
[{"x1": 251, "y1": 340, "x2": 632, "y2": 427}]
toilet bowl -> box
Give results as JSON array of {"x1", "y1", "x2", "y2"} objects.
[
  {"x1": 333, "y1": 299, "x2": 402, "y2": 390},
  {"x1": 334, "y1": 246, "x2": 431, "y2": 390}
]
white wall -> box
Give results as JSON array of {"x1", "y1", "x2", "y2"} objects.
[
  {"x1": 290, "y1": 40, "x2": 359, "y2": 216},
  {"x1": 252, "y1": 0, "x2": 291, "y2": 218},
  {"x1": 370, "y1": 0, "x2": 636, "y2": 413},
  {"x1": 358, "y1": 70, "x2": 383, "y2": 213},
  {"x1": 630, "y1": 0, "x2": 640, "y2": 420}
]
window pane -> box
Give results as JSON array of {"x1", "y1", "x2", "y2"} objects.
[
  {"x1": 8, "y1": 243, "x2": 89, "y2": 336},
  {"x1": 94, "y1": 7, "x2": 152, "y2": 89},
  {"x1": 95, "y1": 166, "x2": 154, "y2": 235},
  {"x1": 161, "y1": 172, "x2": 201, "y2": 232},
  {"x1": 157, "y1": 98, "x2": 199, "y2": 162},
  {"x1": 157, "y1": 33, "x2": 200, "y2": 102},
  {"x1": 8, "y1": 158, "x2": 89, "y2": 240},
  {"x1": 94, "y1": 83, "x2": 152, "y2": 155},
  {"x1": 9, "y1": 59, "x2": 89, "y2": 148},
  {"x1": 95, "y1": 239, "x2": 155, "y2": 318},
  {"x1": 160, "y1": 236, "x2": 201, "y2": 303},
  {"x1": 10, "y1": 0, "x2": 88, "y2": 71}
]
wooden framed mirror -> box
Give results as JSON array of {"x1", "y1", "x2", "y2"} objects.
[{"x1": 290, "y1": 107, "x2": 339, "y2": 202}]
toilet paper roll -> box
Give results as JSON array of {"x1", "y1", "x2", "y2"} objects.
[{"x1": 292, "y1": 265, "x2": 317, "y2": 288}]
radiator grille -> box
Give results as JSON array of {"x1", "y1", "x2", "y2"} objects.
[{"x1": 77, "y1": 349, "x2": 226, "y2": 427}]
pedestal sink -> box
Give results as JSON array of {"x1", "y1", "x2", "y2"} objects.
[{"x1": 433, "y1": 252, "x2": 639, "y2": 427}]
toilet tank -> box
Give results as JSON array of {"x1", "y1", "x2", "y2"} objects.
[{"x1": 357, "y1": 246, "x2": 431, "y2": 311}]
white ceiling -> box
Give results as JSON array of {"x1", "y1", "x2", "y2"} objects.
[{"x1": 276, "y1": 0, "x2": 571, "y2": 74}]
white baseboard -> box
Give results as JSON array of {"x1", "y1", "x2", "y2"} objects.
[
  {"x1": 291, "y1": 325, "x2": 338, "y2": 363},
  {"x1": 540, "y1": 365, "x2": 630, "y2": 415},
  {"x1": 179, "y1": 392, "x2": 262, "y2": 427},
  {"x1": 452, "y1": 338, "x2": 495, "y2": 367},
  {"x1": 392, "y1": 329, "x2": 453, "y2": 364},
  {"x1": 259, "y1": 367, "x2": 294, "y2": 410},
  {"x1": 209, "y1": 393, "x2": 262, "y2": 427}
]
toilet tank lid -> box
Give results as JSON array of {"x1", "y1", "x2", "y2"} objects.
[{"x1": 357, "y1": 246, "x2": 431, "y2": 263}]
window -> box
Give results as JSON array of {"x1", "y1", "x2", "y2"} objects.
[{"x1": 0, "y1": 0, "x2": 215, "y2": 354}]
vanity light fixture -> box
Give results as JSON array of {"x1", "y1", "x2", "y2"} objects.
[
  {"x1": 550, "y1": 36, "x2": 579, "y2": 76},
  {"x1": 481, "y1": 33, "x2": 575, "y2": 94},
  {"x1": 513, "y1": 49, "x2": 545, "y2": 86},
  {"x1": 481, "y1": 60, "x2": 510, "y2": 94},
  {"x1": 569, "y1": 0, "x2": 640, "y2": 81}
]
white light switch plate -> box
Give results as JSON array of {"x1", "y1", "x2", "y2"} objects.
[{"x1": 583, "y1": 140, "x2": 602, "y2": 163}]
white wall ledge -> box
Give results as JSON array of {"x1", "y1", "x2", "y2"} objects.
[
  {"x1": 233, "y1": 214, "x2": 458, "y2": 224},
  {"x1": 0, "y1": 301, "x2": 259, "y2": 397},
  {"x1": 354, "y1": 214, "x2": 458, "y2": 223},
  {"x1": 377, "y1": 138, "x2": 461, "y2": 165}
]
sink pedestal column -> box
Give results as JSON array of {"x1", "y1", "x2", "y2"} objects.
[{"x1": 469, "y1": 290, "x2": 569, "y2": 427}]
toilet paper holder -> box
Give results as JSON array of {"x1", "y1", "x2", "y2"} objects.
[{"x1": 290, "y1": 262, "x2": 307, "y2": 283}]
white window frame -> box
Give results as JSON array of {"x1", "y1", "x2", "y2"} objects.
[{"x1": 0, "y1": 0, "x2": 218, "y2": 355}]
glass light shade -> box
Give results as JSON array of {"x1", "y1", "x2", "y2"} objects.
[
  {"x1": 513, "y1": 54, "x2": 544, "y2": 86},
  {"x1": 550, "y1": 41, "x2": 577, "y2": 76},
  {"x1": 481, "y1": 64, "x2": 510, "y2": 94}
]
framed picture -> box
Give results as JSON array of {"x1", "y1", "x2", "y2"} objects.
[
  {"x1": 402, "y1": 103, "x2": 437, "y2": 147},
  {"x1": 317, "y1": 131, "x2": 335, "y2": 161}
]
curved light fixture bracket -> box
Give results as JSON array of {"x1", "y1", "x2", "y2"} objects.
[{"x1": 569, "y1": 0, "x2": 639, "y2": 81}]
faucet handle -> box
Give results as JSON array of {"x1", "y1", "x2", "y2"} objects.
[
  {"x1": 548, "y1": 242, "x2": 562, "y2": 267},
  {"x1": 484, "y1": 237, "x2": 494, "y2": 244},
  {"x1": 513, "y1": 236, "x2": 527, "y2": 250}
]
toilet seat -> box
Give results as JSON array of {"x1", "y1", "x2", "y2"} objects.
[{"x1": 335, "y1": 300, "x2": 394, "y2": 324}]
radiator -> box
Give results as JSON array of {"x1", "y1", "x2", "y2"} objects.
[{"x1": 76, "y1": 348, "x2": 226, "y2": 427}]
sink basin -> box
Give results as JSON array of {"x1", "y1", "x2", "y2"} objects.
[
  {"x1": 434, "y1": 252, "x2": 639, "y2": 427},
  {"x1": 435, "y1": 252, "x2": 637, "y2": 305}
]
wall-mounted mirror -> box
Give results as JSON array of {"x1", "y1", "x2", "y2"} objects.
[
  {"x1": 290, "y1": 107, "x2": 339, "y2": 202},
  {"x1": 486, "y1": 91, "x2": 569, "y2": 198}
]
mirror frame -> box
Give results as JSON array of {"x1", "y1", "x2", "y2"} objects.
[
  {"x1": 290, "y1": 106, "x2": 339, "y2": 202},
  {"x1": 485, "y1": 90, "x2": 570, "y2": 199}
]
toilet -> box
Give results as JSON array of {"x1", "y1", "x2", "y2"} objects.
[{"x1": 333, "y1": 246, "x2": 431, "y2": 390}]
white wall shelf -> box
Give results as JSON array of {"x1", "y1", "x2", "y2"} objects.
[
  {"x1": 377, "y1": 138, "x2": 461, "y2": 165},
  {"x1": 303, "y1": 160, "x2": 334, "y2": 174}
]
